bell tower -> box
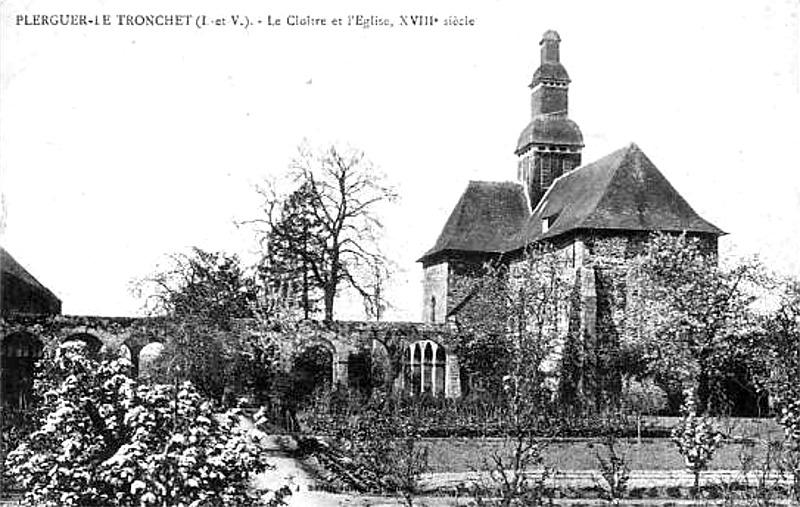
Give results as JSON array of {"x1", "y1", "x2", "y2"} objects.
[{"x1": 516, "y1": 30, "x2": 584, "y2": 210}]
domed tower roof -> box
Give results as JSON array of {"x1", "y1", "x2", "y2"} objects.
[
  {"x1": 515, "y1": 115, "x2": 584, "y2": 154},
  {"x1": 541, "y1": 30, "x2": 561, "y2": 42}
]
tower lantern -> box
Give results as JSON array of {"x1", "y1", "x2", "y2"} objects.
[
  {"x1": 540, "y1": 29, "x2": 561, "y2": 65},
  {"x1": 516, "y1": 30, "x2": 584, "y2": 210}
]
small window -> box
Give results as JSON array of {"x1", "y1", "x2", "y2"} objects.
[
  {"x1": 430, "y1": 296, "x2": 436, "y2": 322},
  {"x1": 540, "y1": 156, "x2": 552, "y2": 189},
  {"x1": 542, "y1": 213, "x2": 559, "y2": 233}
]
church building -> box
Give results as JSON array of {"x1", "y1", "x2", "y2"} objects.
[{"x1": 419, "y1": 30, "x2": 724, "y2": 404}]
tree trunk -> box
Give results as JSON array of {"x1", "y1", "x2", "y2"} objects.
[{"x1": 324, "y1": 286, "x2": 335, "y2": 322}]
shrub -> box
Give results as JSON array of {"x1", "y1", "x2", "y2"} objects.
[
  {"x1": 6, "y1": 345, "x2": 287, "y2": 507},
  {"x1": 671, "y1": 389, "x2": 725, "y2": 495},
  {"x1": 302, "y1": 391, "x2": 428, "y2": 505},
  {"x1": 594, "y1": 434, "x2": 630, "y2": 505}
]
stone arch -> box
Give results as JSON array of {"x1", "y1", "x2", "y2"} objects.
[
  {"x1": 138, "y1": 342, "x2": 165, "y2": 379},
  {"x1": 289, "y1": 340, "x2": 335, "y2": 407},
  {"x1": 1, "y1": 331, "x2": 44, "y2": 409},
  {"x1": 62, "y1": 332, "x2": 103, "y2": 356},
  {"x1": 118, "y1": 342, "x2": 134, "y2": 363},
  {"x1": 122, "y1": 331, "x2": 165, "y2": 378}
]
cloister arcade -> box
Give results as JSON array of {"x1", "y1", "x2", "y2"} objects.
[{"x1": 0, "y1": 317, "x2": 461, "y2": 410}]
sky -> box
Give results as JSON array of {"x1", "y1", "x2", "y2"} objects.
[{"x1": 1, "y1": 0, "x2": 799, "y2": 320}]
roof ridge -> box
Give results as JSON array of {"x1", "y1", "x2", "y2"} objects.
[{"x1": 468, "y1": 180, "x2": 521, "y2": 186}]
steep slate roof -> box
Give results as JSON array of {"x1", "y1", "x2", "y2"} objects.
[
  {"x1": 515, "y1": 143, "x2": 725, "y2": 246},
  {"x1": 420, "y1": 143, "x2": 724, "y2": 264},
  {"x1": 1, "y1": 247, "x2": 62, "y2": 314},
  {"x1": 418, "y1": 181, "x2": 529, "y2": 263}
]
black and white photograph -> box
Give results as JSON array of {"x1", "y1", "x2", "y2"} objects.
[{"x1": 1, "y1": 1, "x2": 799, "y2": 505}]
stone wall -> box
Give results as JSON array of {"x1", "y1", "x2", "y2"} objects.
[
  {"x1": 574, "y1": 231, "x2": 720, "y2": 409},
  {"x1": 421, "y1": 262, "x2": 448, "y2": 323},
  {"x1": 445, "y1": 254, "x2": 492, "y2": 322}
]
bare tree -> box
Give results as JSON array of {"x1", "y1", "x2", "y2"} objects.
[{"x1": 250, "y1": 143, "x2": 398, "y2": 322}]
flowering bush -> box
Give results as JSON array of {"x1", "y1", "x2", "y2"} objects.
[
  {"x1": 671, "y1": 389, "x2": 724, "y2": 492},
  {"x1": 6, "y1": 345, "x2": 287, "y2": 506},
  {"x1": 779, "y1": 398, "x2": 800, "y2": 443}
]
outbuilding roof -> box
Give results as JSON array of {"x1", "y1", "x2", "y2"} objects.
[{"x1": 1, "y1": 247, "x2": 62, "y2": 315}]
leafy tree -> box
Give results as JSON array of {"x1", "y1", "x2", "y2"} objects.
[
  {"x1": 6, "y1": 344, "x2": 288, "y2": 506},
  {"x1": 138, "y1": 247, "x2": 259, "y2": 327},
  {"x1": 133, "y1": 248, "x2": 278, "y2": 404},
  {"x1": 752, "y1": 278, "x2": 800, "y2": 501},
  {"x1": 454, "y1": 246, "x2": 572, "y2": 400},
  {"x1": 258, "y1": 182, "x2": 324, "y2": 320},
  {"x1": 456, "y1": 330, "x2": 513, "y2": 398},
  {"x1": 758, "y1": 278, "x2": 800, "y2": 420},
  {"x1": 629, "y1": 233, "x2": 766, "y2": 414},
  {"x1": 250, "y1": 142, "x2": 397, "y2": 322},
  {"x1": 462, "y1": 247, "x2": 570, "y2": 506}
]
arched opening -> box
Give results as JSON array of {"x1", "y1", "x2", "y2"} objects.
[
  {"x1": 403, "y1": 345, "x2": 413, "y2": 392},
  {"x1": 369, "y1": 339, "x2": 393, "y2": 393},
  {"x1": 63, "y1": 333, "x2": 103, "y2": 356},
  {"x1": 348, "y1": 349, "x2": 372, "y2": 396},
  {"x1": 423, "y1": 342, "x2": 433, "y2": 393},
  {"x1": 138, "y1": 342, "x2": 165, "y2": 379},
  {"x1": 118, "y1": 343, "x2": 133, "y2": 363},
  {"x1": 435, "y1": 346, "x2": 446, "y2": 396},
  {"x1": 290, "y1": 344, "x2": 334, "y2": 407},
  {"x1": 1, "y1": 332, "x2": 43, "y2": 409},
  {"x1": 412, "y1": 343, "x2": 422, "y2": 394}
]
